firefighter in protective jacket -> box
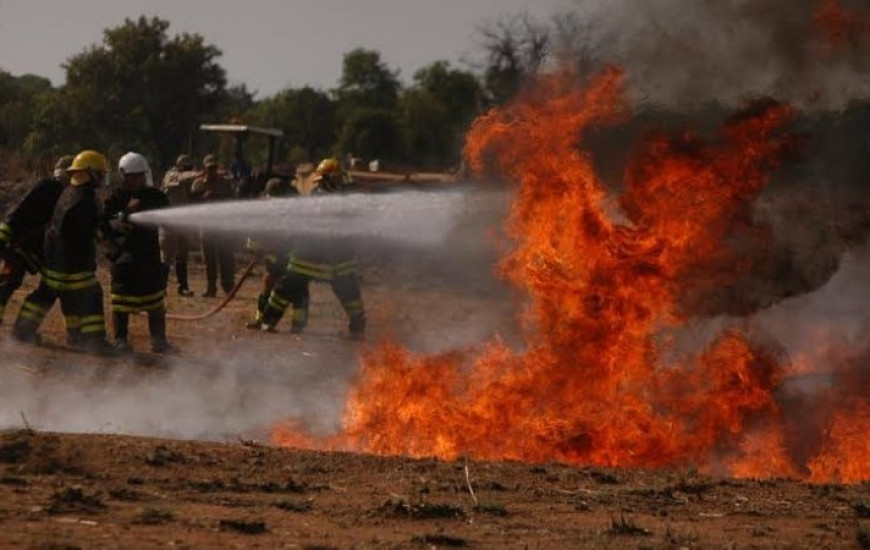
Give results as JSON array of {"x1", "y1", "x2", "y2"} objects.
[
  {"x1": 104, "y1": 152, "x2": 176, "y2": 354},
  {"x1": 42, "y1": 150, "x2": 113, "y2": 352},
  {"x1": 254, "y1": 158, "x2": 366, "y2": 338},
  {"x1": 0, "y1": 155, "x2": 72, "y2": 340}
]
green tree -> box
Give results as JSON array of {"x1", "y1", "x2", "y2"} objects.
[
  {"x1": 252, "y1": 86, "x2": 336, "y2": 163},
  {"x1": 334, "y1": 48, "x2": 403, "y2": 163},
  {"x1": 0, "y1": 71, "x2": 52, "y2": 151},
  {"x1": 402, "y1": 61, "x2": 483, "y2": 169},
  {"x1": 25, "y1": 16, "x2": 227, "y2": 168},
  {"x1": 338, "y1": 108, "x2": 402, "y2": 163},
  {"x1": 336, "y1": 48, "x2": 401, "y2": 111}
]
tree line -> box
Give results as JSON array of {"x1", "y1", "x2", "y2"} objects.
[{"x1": 0, "y1": 13, "x2": 582, "y2": 175}]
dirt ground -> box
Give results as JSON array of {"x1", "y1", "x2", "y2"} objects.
[{"x1": 0, "y1": 194, "x2": 867, "y2": 548}]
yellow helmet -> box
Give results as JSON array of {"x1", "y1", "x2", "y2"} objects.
[
  {"x1": 315, "y1": 158, "x2": 341, "y2": 176},
  {"x1": 68, "y1": 150, "x2": 108, "y2": 173},
  {"x1": 68, "y1": 150, "x2": 109, "y2": 186}
]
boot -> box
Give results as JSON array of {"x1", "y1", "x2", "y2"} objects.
[
  {"x1": 176, "y1": 262, "x2": 194, "y2": 297},
  {"x1": 148, "y1": 308, "x2": 177, "y2": 354}
]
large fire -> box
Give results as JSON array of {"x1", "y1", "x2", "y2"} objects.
[{"x1": 273, "y1": 66, "x2": 869, "y2": 483}]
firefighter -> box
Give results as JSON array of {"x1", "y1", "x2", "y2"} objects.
[
  {"x1": 245, "y1": 178, "x2": 293, "y2": 329},
  {"x1": 190, "y1": 154, "x2": 236, "y2": 297},
  {"x1": 42, "y1": 150, "x2": 113, "y2": 353},
  {"x1": 159, "y1": 154, "x2": 198, "y2": 297},
  {"x1": 256, "y1": 158, "x2": 366, "y2": 338},
  {"x1": 0, "y1": 156, "x2": 72, "y2": 341},
  {"x1": 104, "y1": 152, "x2": 177, "y2": 354}
]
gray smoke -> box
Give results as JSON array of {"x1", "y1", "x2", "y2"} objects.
[{"x1": 559, "y1": 0, "x2": 870, "y2": 110}]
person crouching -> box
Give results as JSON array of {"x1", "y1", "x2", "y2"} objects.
[{"x1": 104, "y1": 152, "x2": 177, "y2": 354}]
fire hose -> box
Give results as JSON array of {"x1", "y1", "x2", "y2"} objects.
[{"x1": 164, "y1": 258, "x2": 258, "y2": 321}]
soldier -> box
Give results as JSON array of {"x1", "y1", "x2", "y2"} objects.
[
  {"x1": 42, "y1": 150, "x2": 114, "y2": 353},
  {"x1": 255, "y1": 158, "x2": 366, "y2": 339},
  {"x1": 159, "y1": 154, "x2": 198, "y2": 297},
  {"x1": 190, "y1": 154, "x2": 236, "y2": 297},
  {"x1": 0, "y1": 156, "x2": 72, "y2": 341},
  {"x1": 104, "y1": 152, "x2": 176, "y2": 354}
]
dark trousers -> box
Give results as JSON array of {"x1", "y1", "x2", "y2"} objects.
[
  {"x1": 58, "y1": 283, "x2": 107, "y2": 344},
  {"x1": 12, "y1": 278, "x2": 57, "y2": 340},
  {"x1": 261, "y1": 271, "x2": 365, "y2": 334},
  {"x1": 201, "y1": 233, "x2": 235, "y2": 293},
  {"x1": 113, "y1": 306, "x2": 168, "y2": 346}
]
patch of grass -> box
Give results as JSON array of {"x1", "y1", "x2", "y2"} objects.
[
  {"x1": 47, "y1": 487, "x2": 106, "y2": 515},
  {"x1": 0, "y1": 474, "x2": 27, "y2": 486},
  {"x1": 135, "y1": 507, "x2": 175, "y2": 525},
  {"x1": 608, "y1": 514, "x2": 652, "y2": 537},
  {"x1": 143, "y1": 445, "x2": 187, "y2": 467},
  {"x1": 411, "y1": 533, "x2": 469, "y2": 547},
  {"x1": 108, "y1": 487, "x2": 142, "y2": 502},
  {"x1": 218, "y1": 518, "x2": 268, "y2": 535},
  {"x1": 189, "y1": 479, "x2": 226, "y2": 492},
  {"x1": 379, "y1": 497, "x2": 466, "y2": 520},
  {"x1": 671, "y1": 479, "x2": 715, "y2": 495},
  {"x1": 475, "y1": 501, "x2": 508, "y2": 517},
  {"x1": 590, "y1": 471, "x2": 621, "y2": 485},
  {"x1": 273, "y1": 499, "x2": 314, "y2": 513},
  {"x1": 0, "y1": 430, "x2": 32, "y2": 463}
]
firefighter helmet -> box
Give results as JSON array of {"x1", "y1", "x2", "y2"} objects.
[
  {"x1": 68, "y1": 150, "x2": 108, "y2": 173},
  {"x1": 118, "y1": 152, "x2": 154, "y2": 187},
  {"x1": 68, "y1": 150, "x2": 109, "y2": 186},
  {"x1": 315, "y1": 158, "x2": 341, "y2": 176}
]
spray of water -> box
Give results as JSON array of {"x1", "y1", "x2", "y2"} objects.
[{"x1": 0, "y1": 187, "x2": 514, "y2": 440}]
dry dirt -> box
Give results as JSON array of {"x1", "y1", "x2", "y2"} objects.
[{"x1": 0, "y1": 213, "x2": 867, "y2": 548}]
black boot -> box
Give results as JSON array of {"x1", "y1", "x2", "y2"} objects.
[
  {"x1": 112, "y1": 311, "x2": 132, "y2": 352},
  {"x1": 176, "y1": 262, "x2": 193, "y2": 297},
  {"x1": 149, "y1": 308, "x2": 178, "y2": 354}
]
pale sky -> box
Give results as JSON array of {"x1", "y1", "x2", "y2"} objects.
[{"x1": 0, "y1": 0, "x2": 576, "y2": 97}]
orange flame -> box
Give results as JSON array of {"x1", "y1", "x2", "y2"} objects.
[{"x1": 273, "y1": 68, "x2": 869, "y2": 483}]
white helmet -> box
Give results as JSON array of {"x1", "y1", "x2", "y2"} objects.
[{"x1": 118, "y1": 151, "x2": 153, "y2": 187}]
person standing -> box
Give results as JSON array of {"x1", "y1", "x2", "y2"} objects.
[
  {"x1": 190, "y1": 154, "x2": 236, "y2": 297},
  {"x1": 159, "y1": 154, "x2": 198, "y2": 297},
  {"x1": 0, "y1": 155, "x2": 72, "y2": 341},
  {"x1": 257, "y1": 158, "x2": 366, "y2": 339},
  {"x1": 104, "y1": 152, "x2": 177, "y2": 354},
  {"x1": 42, "y1": 150, "x2": 114, "y2": 353}
]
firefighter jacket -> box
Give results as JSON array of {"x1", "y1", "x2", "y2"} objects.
[
  {"x1": 103, "y1": 187, "x2": 169, "y2": 298},
  {"x1": 0, "y1": 177, "x2": 65, "y2": 271},
  {"x1": 43, "y1": 183, "x2": 101, "y2": 290}
]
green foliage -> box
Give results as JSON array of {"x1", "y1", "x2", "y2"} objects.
[
  {"x1": 251, "y1": 86, "x2": 336, "y2": 164},
  {"x1": 25, "y1": 16, "x2": 227, "y2": 168},
  {"x1": 402, "y1": 61, "x2": 482, "y2": 169},
  {"x1": 0, "y1": 71, "x2": 52, "y2": 151},
  {"x1": 338, "y1": 108, "x2": 402, "y2": 163},
  {"x1": 337, "y1": 48, "x2": 401, "y2": 111}
]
